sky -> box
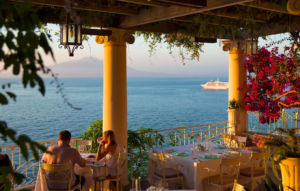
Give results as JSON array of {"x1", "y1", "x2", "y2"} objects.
[{"x1": 0, "y1": 24, "x2": 291, "y2": 78}]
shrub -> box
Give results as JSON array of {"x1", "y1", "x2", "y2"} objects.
[{"x1": 80, "y1": 119, "x2": 103, "y2": 153}]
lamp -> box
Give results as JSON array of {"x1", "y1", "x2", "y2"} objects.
[
  {"x1": 59, "y1": 13, "x2": 112, "y2": 57},
  {"x1": 59, "y1": 15, "x2": 83, "y2": 57},
  {"x1": 245, "y1": 34, "x2": 258, "y2": 55}
]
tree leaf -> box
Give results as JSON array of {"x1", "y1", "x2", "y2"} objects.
[
  {"x1": 5, "y1": 91, "x2": 16, "y2": 101},
  {"x1": 0, "y1": 93, "x2": 8, "y2": 105}
]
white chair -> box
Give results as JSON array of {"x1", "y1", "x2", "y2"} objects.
[
  {"x1": 240, "y1": 152, "x2": 269, "y2": 191},
  {"x1": 94, "y1": 152, "x2": 127, "y2": 191},
  {"x1": 204, "y1": 155, "x2": 242, "y2": 191},
  {"x1": 231, "y1": 135, "x2": 247, "y2": 149},
  {"x1": 41, "y1": 160, "x2": 81, "y2": 191},
  {"x1": 149, "y1": 152, "x2": 184, "y2": 189},
  {"x1": 76, "y1": 140, "x2": 92, "y2": 153}
]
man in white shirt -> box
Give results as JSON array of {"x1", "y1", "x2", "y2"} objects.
[{"x1": 42, "y1": 130, "x2": 86, "y2": 190}]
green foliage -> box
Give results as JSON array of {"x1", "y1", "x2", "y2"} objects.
[
  {"x1": 0, "y1": 1, "x2": 54, "y2": 189},
  {"x1": 135, "y1": 31, "x2": 203, "y2": 65},
  {"x1": 128, "y1": 127, "x2": 164, "y2": 178},
  {"x1": 80, "y1": 120, "x2": 103, "y2": 153},
  {"x1": 264, "y1": 124, "x2": 300, "y2": 180},
  {"x1": 228, "y1": 99, "x2": 243, "y2": 110},
  {"x1": 0, "y1": 0, "x2": 78, "y2": 190},
  {"x1": 0, "y1": 166, "x2": 25, "y2": 191},
  {"x1": 257, "y1": 174, "x2": 288, "y2": 191},
  {"x1": 167, "y1": 129, "x2": 183, "y2": 147}
]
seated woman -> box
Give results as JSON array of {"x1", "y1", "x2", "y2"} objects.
[{"x1": 96, "y1": 130, "x2": 121, "y2": 177}]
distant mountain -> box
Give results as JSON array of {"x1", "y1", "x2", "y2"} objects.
[{"x1": 47, "y1": 57, "x2": 174, "y2": 78}]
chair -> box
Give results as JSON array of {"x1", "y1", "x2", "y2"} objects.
[
  {"x1": 231, "y1": 136, "x2": 247, "y2": 149},
  {"x1": 203, "y1": 155, "x2": 242, "y2": 191},
  {"x1": 221, "y1": 133, "x2": 233, "y2": 147},
  {"x1": 149, "y1": 152, "x2": 184, "y2": 189},
  {"x1": 94, "y1": 152, "x2": 127, "y2": 191},
  {"x1": 41, "y1": 160, "x2": 81, "y2": 191},
  {"x1": 232, "y1": 179, "x2": 245, "y2": 191},
  {"x1": 240, "y1": 152, "x2": 269, "y2": 191},
  {"x1": 76, "y1": 140, "x2": 92, "y2": 153}
]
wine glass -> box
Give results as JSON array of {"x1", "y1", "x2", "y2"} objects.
[{"x1": 97, "y1": 137, "x2": 103, "y2": 144}]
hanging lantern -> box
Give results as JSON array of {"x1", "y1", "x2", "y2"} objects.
[
  {"x1": 245, "y1": 35, "x2": 258, "y2": 55},
  {"x1": 59, "y1": 15, "x2": 83, "y2": 57}
]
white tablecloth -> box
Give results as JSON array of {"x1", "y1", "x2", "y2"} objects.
[
  {"x1": 35, "y1": 153, "x2": 110, "y2": 191},
  {"x1": 150, "y1": 144, "x2": 253, "y2": 191}
]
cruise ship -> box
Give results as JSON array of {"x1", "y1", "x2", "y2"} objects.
[{"x1": 201, "y1": 78, "x2": 229, "y2": 90}]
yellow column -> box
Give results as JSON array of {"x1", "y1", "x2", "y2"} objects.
[
  {"x1": 99, "y1": 29, "x2": 134, "y2": 148},
  {"x1": 223, "y1": 40, "x2": 247, "y2": 134},
  {"x1": 98, "y1": 29, "x2": 134, "y2": 184}
]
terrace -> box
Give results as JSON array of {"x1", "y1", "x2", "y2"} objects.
[{"x1": 1, "y1": 0, "x2": 300, "y2": 191}]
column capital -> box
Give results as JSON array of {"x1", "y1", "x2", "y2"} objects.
[
  {"x1": 96, "y1": 28, "x2": 135, "y2": 46},
  {"x1": 222, "y1": 40, "x2": 246, "y2": 54}
]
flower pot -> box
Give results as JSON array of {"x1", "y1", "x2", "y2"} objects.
[{"x1": 280, "y1": 158, "x2": 300, "y2": 191}]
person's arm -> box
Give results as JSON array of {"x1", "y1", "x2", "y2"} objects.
[
  {"x1": 96, "y1": 145, "x2": 116, "y2": 161},
  {"x1": 41, "y1": 147, "x2": 52, "y2": 163},
  {"x1": 74, "y1": 150, "x2": 86, "y2": 167}
]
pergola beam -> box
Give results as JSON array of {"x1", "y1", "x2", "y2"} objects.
[
  {"x1": 204, "y1": 11, "x2": 266, "y2": 23},
  {"x1": 118, "y1": 0, "x2": 255, "y2": 28},
  {"x1": 13, "y1": 0, "x2": 139, "y2": 15},
  {"x1": 116, "y1": 0, "x2": 170, "y2": 7},
  {"x1": 155, "y1": 0, "x2": 207, "y2": 8},
  {"x1": 173, "y1": 17, "x2": 235, "y2": 27},
  {"x1": 257, "y1": 21, "x2": 300, "y2": 36},
  {"x1": 240, "y1": 1, "x2": 289, "y2": 14}
]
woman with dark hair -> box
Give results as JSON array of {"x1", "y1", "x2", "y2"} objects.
[
  {"x1": 96, "y1": 130, "x2": 121, "y2": 176},
  {"x1": 0, "y1": 154, "x2": 13, "y2": 190}
]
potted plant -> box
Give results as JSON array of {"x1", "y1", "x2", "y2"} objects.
[
  {"x1": 227, "y1": 99, "x2": 243, "y2": 134},
  {"x1": 264, "y1": 125, "x2": 300, "y2": 191}
]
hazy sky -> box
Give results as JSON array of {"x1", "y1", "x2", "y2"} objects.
[{"x1": 0, "y1": 24, "x2": 291, "y2": 78}]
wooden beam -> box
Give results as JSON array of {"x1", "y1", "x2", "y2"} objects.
[
  {"x1": 156, "y1": 0, "x2": 206, "y2": 8},
  {"x1": 13, "y1": 0, "x2": 139, "y2": 15},
  {"x1": 195, "y1": 37, "x2": 217, "y2": 43},
  {"x1": 127, "y1": 23, "x2": 181, "y2": 34},
  {"x1": 206, "y1": 11, "x2": 265, "y2": 23},
  {"x1": 127, "y1": 22, "x2": 234, "y2": 39},
  {"x1": 173, "y1": 17, "x2": 233, "y2": 27},
  {"x1": 257, "y1": 21, "x2": 300, "y2": 37},
  {"x1": 116, "y1": 0, "x2": 170, "y2": 7},
  {"x1": 240, "y1": 1, "x2": 289, "y2": 14},
  {"x1": 118, "y1": 0, "x2": 255, "y2": 28},
  {"x1": 82, "y1": 28, "x2": 112, "y2": 36}
]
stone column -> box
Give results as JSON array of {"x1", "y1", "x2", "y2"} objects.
[
  {"x1": 98, "y1": 29, "x2": 134, "y2": 184},
  {"x1": 223, "y1": 40, "x2": 247, "y2": 134}
]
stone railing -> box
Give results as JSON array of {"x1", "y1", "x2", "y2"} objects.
[
  {"x1": 138, "y1": 121, "x2": 229, "y2": 147},
  {"x1": 248, "y1": 109, "x2": 300, "y2": 135},
  {"x1": 0, "y1": 137, "x2": 81, "y2": 189}
]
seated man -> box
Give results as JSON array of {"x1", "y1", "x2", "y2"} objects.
[{"x1": 42, "y1": 130, "x2": 86, "y2": 190}]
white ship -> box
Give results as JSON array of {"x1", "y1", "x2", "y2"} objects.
[{"x1": 201, "y1": 78, "x2": 228, "y2": 90}]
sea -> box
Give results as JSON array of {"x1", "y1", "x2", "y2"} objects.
[{"x1": 0, "y1": 78, "x2": 228, "y2": 146}]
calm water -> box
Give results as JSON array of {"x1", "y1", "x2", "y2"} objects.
[{"x1": 0, "y1": 78, "x2": 228, "y2": 145}]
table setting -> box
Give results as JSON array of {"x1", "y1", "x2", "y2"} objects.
[{"x1": 149, "y1": 139, "x2": 254, "y2": 191}]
